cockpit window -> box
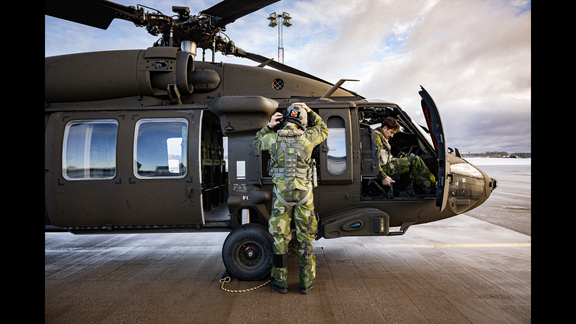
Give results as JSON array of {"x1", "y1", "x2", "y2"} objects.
[
  {"x1": 412, "y1": 119, "x2": 435, "y2": 149},
  {"x1": 326, "y1": 116, "x2": 347, "y2": 175}
]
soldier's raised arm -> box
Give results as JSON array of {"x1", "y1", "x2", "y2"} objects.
[
  {"x1": 304, "y1": 109, "x2": 328, "y2": 146},
  {"x1": 253, "y1": 112, "x2": 283, "y2": 151}
]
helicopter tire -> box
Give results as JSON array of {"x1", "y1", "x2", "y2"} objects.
[{"x1": 222, "y1": 223, "x2": 273, "y2": 281}]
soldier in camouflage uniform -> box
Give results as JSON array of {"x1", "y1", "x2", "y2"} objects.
[
  {"x1": 375, "y1": 117, "x2": 436, "y2": 193},
  {"x1": 253, "y1": 103, "x2": 328, "y2": 294}
]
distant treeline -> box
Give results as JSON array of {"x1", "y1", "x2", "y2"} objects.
[{"x1": 461, "y1": 152, "x2": 531, "y2": 158}]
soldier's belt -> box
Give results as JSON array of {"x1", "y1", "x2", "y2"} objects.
[
  {"x1": 273, "y1": 185, "x2": 312, "y2": 208},
  {"x1": 270, "y1": 167, "x2": 311, "y2": 179}
]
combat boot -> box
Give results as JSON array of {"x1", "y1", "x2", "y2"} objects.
[
  {"x1": 271, "y1": 278, "x2": 288, "y2": 294},
  {"x1": 404, "y1": 180, "x2": 415, "y2": 197},
  {"x1": 300, "y1": 280, "x2": 315, "y2": 294}
]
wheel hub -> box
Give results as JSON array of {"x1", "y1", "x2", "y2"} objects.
[{"x1": 239, "y1": 243, "x2": 262, "y2": 267}]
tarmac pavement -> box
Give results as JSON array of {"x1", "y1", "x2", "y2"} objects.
[
  {"x1": 45, "y1": 160, "x2": 531, "y2": 323},
  {"x1": 464, "y1": 161, "x2": 530, "y2": 236},
  {"x1": 45, "y1": 217, "x2": 530, "y2": 323}
]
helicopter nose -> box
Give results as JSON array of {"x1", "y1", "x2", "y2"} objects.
[{"x1": 447, "y1": 162, "x2": 496, "y2": 214}]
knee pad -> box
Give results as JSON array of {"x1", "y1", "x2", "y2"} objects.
[{"x1": 273, "y1": 253, "x2": 289, "y2": 268}]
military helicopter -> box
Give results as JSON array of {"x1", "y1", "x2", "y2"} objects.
[{"x1": 45, "y1": 0, "x2": 498, "y2": 281}]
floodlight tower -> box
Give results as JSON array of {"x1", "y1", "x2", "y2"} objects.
[{"x1": 267, "y1": 12, "x2": 292, "y2": 63}]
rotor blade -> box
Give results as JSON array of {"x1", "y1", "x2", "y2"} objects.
[
  {"x1": 202, "y1": 0, "x2": 280, "y2": 26},
  {"x1": 234, "y1": 48, "x2": 331, "y2": 85},
  {"x1": 233, "y1": 49, "x2": 364, "y2": 98},
  {"x1": 45, "y1": 0, "x2": 144, "y2": 30}
]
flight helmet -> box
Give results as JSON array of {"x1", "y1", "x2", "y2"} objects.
[{"x1": 284, "y1": 104, "x2": 308, "y2": 129}]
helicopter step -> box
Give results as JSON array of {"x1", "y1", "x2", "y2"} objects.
[
  {"x1": 320, "y1": 208, "x2": 389, "y2": 239},
  {"x1": 320, "y1": 208, "x2": 417, "y2": 239},
  {"x1": 202, "y1": 221, "x2": 231, "y2": 228},
  {"x1": 202, "y1": 204, "x2": 232, "y2": 228}
]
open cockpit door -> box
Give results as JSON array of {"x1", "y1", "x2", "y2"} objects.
[{"x1": 419, "y1": 86, "x2": 449, "y2": 211}]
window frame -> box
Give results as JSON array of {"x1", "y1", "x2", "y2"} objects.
[
  {"x1": 133, "y1": 118, "x2": 189, "y2": 180},
  {"x1": 326, "y1": 115, "x2": 348, "y2": 176},
  {"x1": 62, "y1": 119, "x2": 119, "y2": 181},
  {"x1": 319, "y1": 109, "x2": 353, "y2": 184}
]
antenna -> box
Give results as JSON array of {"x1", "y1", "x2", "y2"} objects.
[{"x1": 319, "y1": 79, "x2": 360, "y2": 100}]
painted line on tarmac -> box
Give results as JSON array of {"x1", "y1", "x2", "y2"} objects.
[{"x1": 318, "y1": 243, "x2": 531, "y2": 248}]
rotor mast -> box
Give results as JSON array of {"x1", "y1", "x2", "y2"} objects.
[{"x1": 45, "y1": 0, "x2": 281, "y2": 62}]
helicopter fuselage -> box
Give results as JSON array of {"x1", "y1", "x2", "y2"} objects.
[{"x1": 45, "y1": 48, "x2": 497, "y2": 239}]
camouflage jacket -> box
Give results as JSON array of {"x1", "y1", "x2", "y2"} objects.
[
  {"x1": 374, "y1": 128, "x2": 393, "y2": 179},
  {"x1": 253, "y1": 110, "x2": 328, "y2": 192}
]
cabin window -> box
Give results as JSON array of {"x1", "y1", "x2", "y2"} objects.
[
  {"x1": 62, "y1": 120, "x2": 118, "y2": 180},
  {"x1": 134, "y1": 118, "x2": 188, "y2": 179},
  {"x1": 326, "y1": 116, "x2": 347, "y2": 175}
]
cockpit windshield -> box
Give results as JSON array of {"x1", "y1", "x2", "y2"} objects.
[{"x1": 411, "y1": 117, "x2": 435, "y2": 149}]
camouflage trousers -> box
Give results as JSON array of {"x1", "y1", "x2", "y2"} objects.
[
  {"x1": 382, "y1": 155, "x2": 436, "y2": 188},
  {"x1": 268, "y1": 185, "x2": 317, "y2": 289}
]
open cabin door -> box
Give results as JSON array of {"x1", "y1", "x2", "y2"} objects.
[{"x1": 419, "y1": 86, "x2": 449, "y2": 212}]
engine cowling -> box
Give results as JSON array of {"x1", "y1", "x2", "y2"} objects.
[{"x1": 45, "y1": 47, "x2": 194, "y2": 103}]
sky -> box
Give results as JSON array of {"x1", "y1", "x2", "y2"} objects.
[{"x1": 45, "y1": 0, "x2": 531, "y2": 153}]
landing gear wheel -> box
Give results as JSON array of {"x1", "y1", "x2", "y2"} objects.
[{"x1": 222, "y1": 223, "x2": 273, "y2": 281}]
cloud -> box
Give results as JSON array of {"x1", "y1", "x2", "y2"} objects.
[
  {"x1": 283, "y1": 0, "x2": 531, "y2": 152},
  {"x1": 44, "y1": 0, "x2": 531, "y2": 152}
]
